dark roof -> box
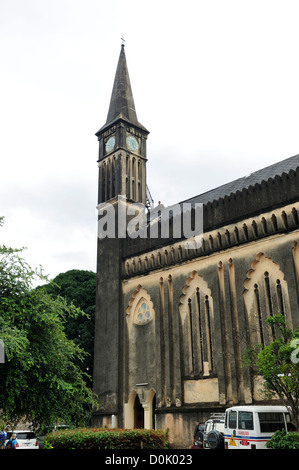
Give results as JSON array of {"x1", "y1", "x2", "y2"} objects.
[
  {"x1": 182, "y1": 153, "x2": 299, "y2": 206},
  {"x1": 96, "y1": 45, "x2": 148, "y2": 135}
]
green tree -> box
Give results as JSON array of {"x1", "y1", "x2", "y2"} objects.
[
  {"x1": 0, "y1": 218, "x2": 96, "y2": 428},
  {"x1": 266, "y1": 429, "x2": 299, "y2": 449},
  {"x1": 40, "y1": 270, "x2": 96, "y2": 386},
  {"x1": 244, "y1": 314, "x2": 299, "y2": 428}
]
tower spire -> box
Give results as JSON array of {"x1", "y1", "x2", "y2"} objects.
[
  {"x1": 97, "y1": 45, "x2": 148, "y2": 134},
  {"x1": 96, "y1": 45, "x2": 149, "y2": 206}
]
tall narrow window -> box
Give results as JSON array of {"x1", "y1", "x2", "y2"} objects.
[
  {"x1": 264, "y1": 271, "x2": 275, "y2": 340},
  {"x1": 112, "y1": 158, "x2": 116, "y2": 197},
  {"x1": 132, "y1": 158, "x2": 136, "y2": 200},
  {"x1": 188, "y1": 298, "x2": 195, "y2": 375},
  {"x1": 102, "y1": 162, "x2": 106, "y2": 202},
  {"x1": 126, "y1": 156, "x2": 130, "y2": 197},
  {"x1": 276, "y1": 279, "x2": 285, "y2": 316},
  {"x1": 107, "y1": 159, "x2": 111, "y2": 199},
  {"x1": 196, "y1": 288, "x2": 204, "y2": 373},
  {"x1": 254, "y1": 283, "x2": 264, "y2": 347},
  {"x1": 126, "y1": 177, "x2": 129, "y2": 195},
  {"x1": 205, "y1": 295, "x2": 213, "y2": 371}
]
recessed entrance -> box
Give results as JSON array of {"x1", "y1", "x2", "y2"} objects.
[
  {"x1": 125, "y1": 389, "x2": 156, "y2": 429},
  {"x1": 134, "y1": 394, "x2": 144, "y2": 428}
]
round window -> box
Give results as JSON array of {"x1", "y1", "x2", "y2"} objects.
[{"x1": 134, "y1": 299, "x2": 152, "y2": 325}]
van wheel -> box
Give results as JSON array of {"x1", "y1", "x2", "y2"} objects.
[
  {"x1": 194, "y1": 430, "x2": 204, "y2": 448},
  {"x1": 207, "y1": 430, "x2": 224, "y2": 449}
]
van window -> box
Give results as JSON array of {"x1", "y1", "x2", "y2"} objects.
[
  {"x1": 228, "y1": 411, "x2": 237, "y2": 429},
  {"x1": 205, "y1": 422, "x2": 213, "y2": 433},
  {"x1": 238, "y1": 411, "x2": 253, "y2": 430},
  {"x1": 258, "y1": 412, "x2": 286, "y2": 433}
]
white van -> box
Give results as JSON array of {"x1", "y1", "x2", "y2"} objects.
[{"x1": 224, "y1": 405, "x2": 292, "y2": 449}]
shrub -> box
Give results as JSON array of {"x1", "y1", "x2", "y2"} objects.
[
  {"x1": 266, "y1": 430, "x2": 299, "y2": 449},
  {"x1": 44, "y1": 427, "x2": 168, "y2": 449}
]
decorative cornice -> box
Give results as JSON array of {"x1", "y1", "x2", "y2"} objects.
[{"x1": 122, "y1": 202, "x2": 299, "y2": 279}]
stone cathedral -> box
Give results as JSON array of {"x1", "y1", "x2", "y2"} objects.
[{"x1": 92, "y1": 45, "x2": 299, "y2": 447}]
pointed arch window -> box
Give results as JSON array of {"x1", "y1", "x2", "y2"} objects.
[
  {"x1": 101, "y1": 162, "x2": 107, "y2": 202},
  {"x1": 112, "y1": 157, "x2": 116, "y2": 197},
  {"x1": 244, "y1": 253, "x2": 292, "y2": 348},
  {"x1": 180, "y1": 271, "x2": 214, "y2": 378}
]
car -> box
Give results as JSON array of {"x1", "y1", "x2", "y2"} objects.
[
  {"x1": 203, "y1": 413, "x2": 225, "y2": 449},
  {"x1": 192, "y1": 423, "x2": 205, "y2": 449},
  {"x1": 6, "y1": 430, "x2": 39, "y2": 449}
]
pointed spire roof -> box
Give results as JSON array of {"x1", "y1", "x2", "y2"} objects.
[{"x1": 97, "y1": 45, "x2": 148, "y2": 134}]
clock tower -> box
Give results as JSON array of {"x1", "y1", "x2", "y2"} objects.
[
  {"x1": 93, "y1": 45, "x2": 149, "y2": 429},
  {"x1": 95, "y1": 44, "x2": 149, "y2": 205}
]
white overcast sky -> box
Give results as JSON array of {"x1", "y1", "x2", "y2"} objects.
[{"x1": 1, "y1": 0, "x2": 299, "y2": 281}]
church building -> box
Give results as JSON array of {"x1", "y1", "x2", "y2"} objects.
[{"x1": 92, "y1": 45, "x2": 299, "y2": 447}]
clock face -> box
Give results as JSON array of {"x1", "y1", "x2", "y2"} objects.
[
  {"x1": 127, "y1": 135, "x2": 139, "y2": 152},
  {"x1": 105, "y1": 136, "x2": 115, "y2": 153}
]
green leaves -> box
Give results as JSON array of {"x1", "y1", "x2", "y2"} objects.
[
  {"x1": 40, "y1": 269, "x2": 96, "y2": 385},
  {"x1": 0, "y1": 221, "x2": 96, "y2": 429},
  {"x1": 243, "y1": 314, "x2": 299, "y2": 428},
  {"x1": 45, "y1": 428, "x2": 168, "y2": 449},
  {"x1": 266, "y1": 430, "x2": 299, "y2": 449}
]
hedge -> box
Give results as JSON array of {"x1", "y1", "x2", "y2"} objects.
[
  {"x1": 44, "y1": 428, "x2": 168, "y2": 449},
  {"x1": 266, "y1": 430, "x2": 299, "y2": 449}
]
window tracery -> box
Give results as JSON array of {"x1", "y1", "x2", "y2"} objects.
[
  {"x1": 126, "y1": 286, "x2": 155, "y2": 328},
  {"x1": 134, "y1": 298, "x2": 152, "y2": 325}
]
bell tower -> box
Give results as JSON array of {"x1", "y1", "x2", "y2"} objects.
[
  {"x1": 92, "y1": 45, "x2": 149, "y2": 429},
  {"x1": 95, "y1": 44, "x2": 149, "y2": 205}
]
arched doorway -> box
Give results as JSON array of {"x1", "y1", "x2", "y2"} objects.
[
  {"x1": 134, "y1": 394, "x2": 144, "y2": 429},
  {"x1": 124, "y1": 389, "x2": 156, "y2": 429},
  {"x1": 152, "y1": 393, "x2": 156, "y2": 429}
]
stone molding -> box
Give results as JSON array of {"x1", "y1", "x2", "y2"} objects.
[{"x1": 122, "y1": 202, "x2": 299, "y2": 278}]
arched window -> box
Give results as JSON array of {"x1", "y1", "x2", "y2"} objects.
[
  {"x1": 244, "y1": 253, "x2": 292, "y2": 347},
  {"x1": 101, "y1": 162, "x2": 106, "y2": 202},
  {"x1": 107, "y1": 159, "x2": 111, "y2": 199},
  {"x1": 112, "y1": 157, "x2": 116, "y2": 197},
  {"x1": 179, "y1": 271, "x2": 214, "y2": 377}
]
